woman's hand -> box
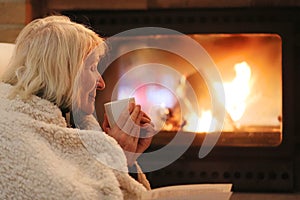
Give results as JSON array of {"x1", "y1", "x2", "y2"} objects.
[
  {"x1": 136, "y1": 122, "x2": 155, "y2": 154},
  {"x1": 139, "y1": 111, "x2": 155, "y2": 154},
  {"x1": 102, "y1": 103, "x2": 154, "y2": 166},
  {"x1": 140, "y1": 111, "x2": 151, "y2": 125}
]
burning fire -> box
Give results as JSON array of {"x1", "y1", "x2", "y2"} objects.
[
  {"x1": 224, "y1": 61, "x2": 252, "y2": 122},
  {"x1": 182, "y1": 61, "x2": 252, "y2": 133}
]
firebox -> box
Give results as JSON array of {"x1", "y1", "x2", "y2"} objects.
[{"x1": 62, "y1": 7, "x2": 300, "y2": 192}]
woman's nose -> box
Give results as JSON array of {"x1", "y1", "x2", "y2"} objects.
[{"x1": 97, "y1": 75, "x2": 105, "y2": 90}]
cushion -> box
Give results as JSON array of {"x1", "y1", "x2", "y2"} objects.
[{"x1": 0, "y1": 43, "x2": 15, "y2": 77}]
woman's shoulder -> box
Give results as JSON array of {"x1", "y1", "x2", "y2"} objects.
[{"x1": 0, "y1": 82, "x2": 67, "y2": 127}]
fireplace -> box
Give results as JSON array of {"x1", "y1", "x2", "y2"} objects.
[{"x1": 61, "y1": 7, "x2": 300, "y2": 192}]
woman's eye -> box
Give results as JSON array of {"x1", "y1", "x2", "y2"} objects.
[{"x1": 90, "y1": 65, "x2": 97, "y2": 72}]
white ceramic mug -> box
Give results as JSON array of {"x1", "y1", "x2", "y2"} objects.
[{"x1": 104, "y1": 97, "x2": 135, "y2": 127}]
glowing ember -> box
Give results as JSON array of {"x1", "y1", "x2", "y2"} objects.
[{"x1": 184, "y1": 110, "x2": 213, "y2": 133}]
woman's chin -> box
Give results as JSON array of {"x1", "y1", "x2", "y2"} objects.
[{"x1": 81, "y1": 105, "x2": 95, "y2": 115}]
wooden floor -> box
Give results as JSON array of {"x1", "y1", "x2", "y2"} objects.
[{"x1": 231, "y1": 193, "x2": 300, "y2": 200}]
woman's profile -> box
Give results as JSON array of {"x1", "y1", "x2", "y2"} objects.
[{"x1": 0, "y1": 15, "x2": 154, "y2": 199}]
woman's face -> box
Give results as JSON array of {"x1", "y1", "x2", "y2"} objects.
[{"x1": 79, "y1": 49, "x2": 105, "y2": 115}]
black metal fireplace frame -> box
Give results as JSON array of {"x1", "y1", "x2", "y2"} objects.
[{"x1": 62, "y1": 7, "x2": 300, "y2": 192}]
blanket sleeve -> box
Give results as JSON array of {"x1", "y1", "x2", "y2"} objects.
[{"x1": 77, "y1": 114, "x2": 151, "y2": 190}]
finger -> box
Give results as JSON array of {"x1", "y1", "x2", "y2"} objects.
[
  {"x1": 141, "y1": 116, "x2": 151, "y2": 124},
  {"x1": 102, "y1": 113, "x2": 110, "y2": 130},
  {"x1": 141, "y1": 121, "x2": 155, "y2": 129},
  {"x1": 141, "y1": 111, "x2": 151, "y2": 121},
  {"x1": 140, "y1": 123, "x2": 156, "y2": 138},
  {"x1": 140, "y1": 111, "x2": 151, "y2": 124},
  {"x1": 131, "y1": 105, "x2": 141, "y2": 124},
  {"x1": 128, "y1": 102, "x2": 135, "y2": 113},
  {"x1": 122, "y1": 107, "x2": 141, "y2": 135},
  {"x1": 122, "y1": 105, "x2": 141, "y2": 132},
  {"x1": 136, "y1": 126, "x2": 154, "y2": 153},
  {"x1": 116, "y1": 104, "x2": 133, "y2": 129},
  {"x1": 132, "y1": 112, "x2": 142, "y2": 138}
]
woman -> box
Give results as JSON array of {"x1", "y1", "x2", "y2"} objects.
[{"x1": 0, "y1": 15, "x2": 154, "y2": 199}]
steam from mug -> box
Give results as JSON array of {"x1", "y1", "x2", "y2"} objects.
[{"x1": 104, "y1": 97, "x2": 135, "y2": 127}]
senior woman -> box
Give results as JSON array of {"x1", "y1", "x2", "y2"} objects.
[{"x1": 0, "y1": 15, "x2": 154, "y2": 199}]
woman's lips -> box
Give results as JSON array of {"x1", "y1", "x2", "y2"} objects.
[{"x1": 89, "y1": 92, "x2": 96, "y2": 101}]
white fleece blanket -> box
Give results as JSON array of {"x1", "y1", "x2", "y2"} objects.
[{"x1": 0, "y1": 82, "x2": 147, "y2": 199}]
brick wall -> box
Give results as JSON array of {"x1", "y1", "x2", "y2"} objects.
[
  {"x1": 1, "y1": 0, "x2": 299, "y2": 43},
  {"x1": 46, "y1": 0, "x2": 300, "y2": 11},
  {"x1": 0, "y1": 0, "x2": 45, "y2": 43},
  {"x1": 0, "y1": 0, "x2": 28, "y2": 43}
]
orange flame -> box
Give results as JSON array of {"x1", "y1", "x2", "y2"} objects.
[
  {"x1": 224, "y1": 61, "x2": 251, "y2": 122},
  {"x1": 183, "y1": 61, "x2": 252, "y2": 133}
]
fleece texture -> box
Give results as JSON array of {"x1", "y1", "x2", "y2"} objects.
[{"x1": 0, "y1": 82, "x2": 148, "y2": 199}]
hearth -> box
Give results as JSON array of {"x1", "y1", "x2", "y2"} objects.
[{"x1": 61, "y1": 7, "x2": 300, "y2": 192}]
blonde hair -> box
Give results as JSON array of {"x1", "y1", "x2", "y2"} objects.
[{"x1": 1, "y1": 15, "x2": 105, "y2": 110}]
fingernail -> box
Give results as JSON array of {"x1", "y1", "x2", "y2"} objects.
[{"x1": 129, "y1": 102, "x2": 134, "y2": 110}]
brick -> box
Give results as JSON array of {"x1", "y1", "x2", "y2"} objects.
[
  {"x1": 148, "y1": 0, "x2": 300, "y2": 8},
  {"x1": 47, "y1": 0, "x2": 147, "y2": 10},
  {"x1": 0, "y1": 0, "x2": 26, "y2": 24},
  {"x1": 148, "y1": 0, "x2": 252, "y2": 9},
  {"x1": 0, "y1": 25, "x2": 24, "y2": 43}
]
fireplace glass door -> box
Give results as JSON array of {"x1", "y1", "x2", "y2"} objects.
[{"x1": 99, "y1": 33, "x2": 282, "y2": 147}]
